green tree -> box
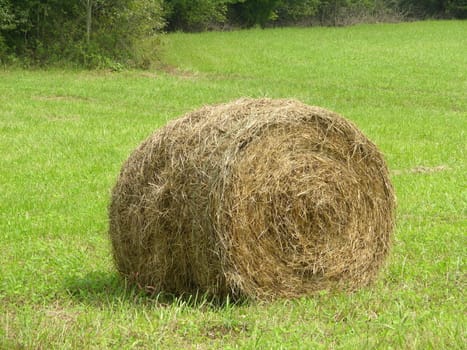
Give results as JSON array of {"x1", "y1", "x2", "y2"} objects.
[
  {"x1": 0, "y1": 0, "x2": 14, "y2": 59},
  {"x1": 85, "y1": 0, "x2": 164, "y2": 66},
  {"x1": 316, "y1": 0, "x2": 384, "y2": 25},
  {"x1": 228, "y1": 0, "x2": 281, "y2": 27},
  {"x1": 446, "y1": 0, "x2": 467, "y2": 17},
  {"x1": 0, "y1": 0, "x2": 15, "y2": 30},
  {"x1": 397, "y1": 0, "x2": 443, "y2": 16},
  {"x1": 275, "y1": 0, "x2": 320, "y2": 23},
  {"x1": 164, "y1": 0, "x2": 234, "y2": 31},
  {"x1": 0, "y1": 0, "x2": 165, "y2": 67}
]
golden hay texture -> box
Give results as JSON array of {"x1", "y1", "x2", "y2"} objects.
[{"x1": 109, "y1": 98, "x2": 396, "y2": 300}]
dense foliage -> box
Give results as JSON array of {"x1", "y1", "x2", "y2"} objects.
[
  {"x1": 0, "y1": 0, "x2": 165, "y2": 67},
  {"x1": 0, "y1": 0, "x2": 464, "y2": 67},
  {"x1": 163, "y1": 0, "x2": 234, "y2": 31},
  {"x1": 164, "y1": 0, "x2": 466, "y2": 30},
  {"x1": 396, "y1": 0, "x2": 465, "y2": 18}
]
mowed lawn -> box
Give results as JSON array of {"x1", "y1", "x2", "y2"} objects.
[{"x1": 1, "y1": 20, "x2": 465, "y2": 349}]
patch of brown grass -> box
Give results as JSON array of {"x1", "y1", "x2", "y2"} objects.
[
  {"x1": 391, "y1": 165, "x2": 450, "y2": 176},
  {"x1": 33, "y1": 95, "x2": 92, "y2": 102}
]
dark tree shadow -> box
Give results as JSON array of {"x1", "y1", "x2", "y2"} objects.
[{"x1": 64, "y1": 271, "x2": 249, "y2": 309}]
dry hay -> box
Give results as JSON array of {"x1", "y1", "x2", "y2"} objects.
[{"x1": 109, "y1": 98, "x2": 396, "y2": 300}]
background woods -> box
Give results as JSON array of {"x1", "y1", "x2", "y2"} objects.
[
  {"x1": 0, "y1": 0, "x2": 165, "y2": 67},
  {"x1": 0, "y1": 0, "x2": 465, "y2": 67}
]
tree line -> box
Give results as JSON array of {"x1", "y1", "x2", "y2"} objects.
[
  {"x1": 164, "y1": 0, "x2": 465, "y2": 31},
  {"x1": 0, "y1": 0, "x2": 465, "y2": 68}
]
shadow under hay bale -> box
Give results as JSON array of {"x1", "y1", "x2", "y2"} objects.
[{"x1": 109, "y1": 98, "x2": 395, "y2": 300}]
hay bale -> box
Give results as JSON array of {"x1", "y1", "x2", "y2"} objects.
[{"x1": 109, "y1": 98, "x2": 395, "y2": 300}]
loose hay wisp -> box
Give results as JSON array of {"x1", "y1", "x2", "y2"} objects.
[{"x1": 109, "y1": 98, "x2": 395, "y2": 300}]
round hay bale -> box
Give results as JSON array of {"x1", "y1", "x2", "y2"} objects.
[{"x1": 109, "y1": 98, "x2": 395, "y2": 300}]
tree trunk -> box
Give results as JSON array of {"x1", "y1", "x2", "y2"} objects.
[{"x1": 85, "y1": 0, "x2": 92, "y2": 45}]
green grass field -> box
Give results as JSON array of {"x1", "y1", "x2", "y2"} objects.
[{"x1": 1, "y1": 20, "x2": 466, "y2": 349}]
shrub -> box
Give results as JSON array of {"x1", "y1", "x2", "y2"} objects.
[
  {"x1": 275, "y1": 0, "x2": 321, "y2": 25},
  {"x1": 164, "y1": 0, "x2": 233, "y2": 31},
  {"x1": 0, "y1": 0, "x2": 165, "y2": 68},
  {"x1": 228, "y1": 0, "x2": 281, "y2": 28},
  {"x1": 446, "y1": 0, "x2": 467, "y2": 17},
  {"x1": 396, "y1": 0, "x2": 466, "y2": 18}
]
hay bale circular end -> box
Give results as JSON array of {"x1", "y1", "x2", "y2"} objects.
[{"x1": 109, "y1": 98, "x2": 395, "y2": 300}]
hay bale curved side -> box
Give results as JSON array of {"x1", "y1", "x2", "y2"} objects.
[{"x1": 109, "y1": 98, "x2": 395, "y2": 300}]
